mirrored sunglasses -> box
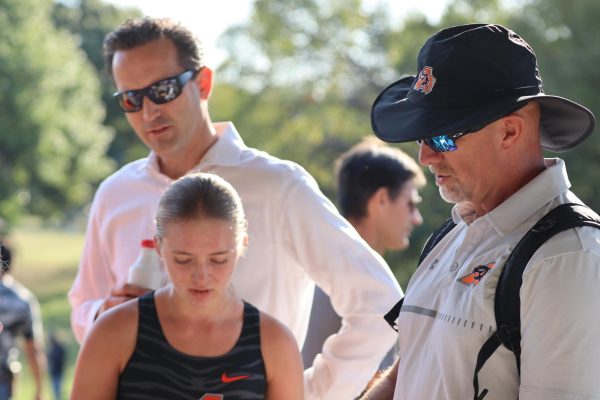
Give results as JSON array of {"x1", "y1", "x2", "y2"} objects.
[
  {"x1": 417, "y1": 103, "x2": 530, "y2": 152},
  {"x1": 417, "y1": 131, "x2": 473, "y2": 152},
  {"x1": 113, "y1": 69, "x2": 197, "y2": 113}
]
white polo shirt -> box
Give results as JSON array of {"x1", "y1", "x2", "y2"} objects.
[{"x1": 393, "y1": 158, "x2": 600, "y2": 400}]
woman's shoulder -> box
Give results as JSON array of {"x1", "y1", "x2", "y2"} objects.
[
  {"x1": 256, "y1": 309, "x2": 304, "y2": 399},
  {"x1": 257, "y1": 309, "x2": 299, "y2": 354},
  {"x1": 84, "y1": 298, "x2": 140, "y2": 363},
  {"x1": 73, "y1": 296, "x2": 141, "y2": 383},
  {"x1": 95, "y1": 297, "x2": 139, "y2": 334}
]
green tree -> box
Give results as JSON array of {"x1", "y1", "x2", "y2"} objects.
[
  {"x1": 215, "y1": 0, "x2": 399, "y2": 195},
  {"x1": 213, "y1": 0, "x2": 441, "y2": 281},
  {"x1": 52, "y1": 0, "x2": 145, "y2": 166},
  {"x1": 0, "y1": 0, "x2": 114, "y2": 223},
  {"x1": 214, "y1": 0, "x2": 600, "y2": 285},
  {"x1": 506, "y1": 0, "x2": 600, "y2": 211}
]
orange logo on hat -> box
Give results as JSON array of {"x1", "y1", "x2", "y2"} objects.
[
  {"x1": 414, "y1": 66, "x2": 436, "y2": 94},
  {"x1": 457, "y1": 263, "x2": 495, "y2": 286}
]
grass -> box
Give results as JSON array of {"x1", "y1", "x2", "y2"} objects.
[{"x1": 8, "y1": 225, "x2": 84, "y2": 400}]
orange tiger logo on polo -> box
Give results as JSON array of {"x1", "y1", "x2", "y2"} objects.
[{"x1": 457, "y1": 262, "x2": 496, "y2": 286}]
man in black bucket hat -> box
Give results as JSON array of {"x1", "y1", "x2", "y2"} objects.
[{"x1": 362, "y1": 24, "x2": 600, "y2": 400}]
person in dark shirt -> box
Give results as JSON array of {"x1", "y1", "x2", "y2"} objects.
[{"x1": 70, "y1": 172, "x2": 303, "y2": 399}]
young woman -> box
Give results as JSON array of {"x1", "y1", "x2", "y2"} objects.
[{"x1": 71, "y1": 173, "x2": 303, "y2": 399}]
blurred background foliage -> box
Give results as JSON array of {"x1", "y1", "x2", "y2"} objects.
[
  {"x1": 0, "y1": 0, "x2": 598, "y2": 281},
  {"x1": 2, "y1": 0, "x2": 600, "y2": 395}
]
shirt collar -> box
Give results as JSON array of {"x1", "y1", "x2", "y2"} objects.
[
  {"x1": 198, "y1": 122, "x2": 245, "y2": 169},
  {"x1": 451, "y1": 158, "x2": 570, "y2": 235},
  {"x1": 138, "y1": 121, "x2": 245, "y2": 175}
]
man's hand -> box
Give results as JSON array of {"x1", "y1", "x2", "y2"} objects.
[{"x1": 96, "y1": 283, "x2": 149, "y2": 319}]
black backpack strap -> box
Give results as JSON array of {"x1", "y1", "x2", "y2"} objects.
[
  {"x1": 418, "y1": 217, "x2": 457, "y2": 265},
  {"x1": 384, "y1": 218, "x2": 457, "y2": 331},
  {"x1": 473, "y1": 203, "x2": 600, "y2": 399},
  {"x1": 383, "y1": 298, "x2": 403, "y2": 332}
]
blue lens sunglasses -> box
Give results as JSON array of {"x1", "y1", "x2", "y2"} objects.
[
  {"x1": 417, "y1": 103, "x2": 529, "y2": 152},
  {"x1": 417, "y1": 131, "x2": 473, "y2": 152}
]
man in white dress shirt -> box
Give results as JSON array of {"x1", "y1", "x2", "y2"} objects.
[{"x1": 68, "y1": 17, "x2": 402, "y2": 399}]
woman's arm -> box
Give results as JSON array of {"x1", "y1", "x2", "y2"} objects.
[
  {"x1": 70, "y1": 299, "x2": 138, "y2": 400},
  {"x1": 260, "y1": 312, "x2": 304, "y2": 400}
]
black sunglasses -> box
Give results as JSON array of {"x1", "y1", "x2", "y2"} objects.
[{"x1": 113, "y1": 69, "x2": 198, "y2": 113}]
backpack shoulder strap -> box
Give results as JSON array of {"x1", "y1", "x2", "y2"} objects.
[
  {"x1": 473, "y1": 203, "x2": 600, "y2": 400},
  {"x1": 384, "y1": 217, "x2": 457, "y2": 331},
  {"x1": 418, "y1": 217, "x2": 457, "y2": 265},
  {"x1": 495, "y1": 203, "x2": 600, "y2": 361}
]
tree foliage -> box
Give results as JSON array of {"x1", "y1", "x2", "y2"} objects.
[
  {"x1": 6, "y1": 0, "x2": 598, "y2": 282},
  {"x1": 214, "y1": 1, "x2": 447, "y2": 275},
  {"x1": 214, "y1": 0, "x2": 600, "y2": 284},
  {"x1": 214, "y1": 0, "x2": 399, "y2": 196},
  {"x1": 0, "y1": 0, "x2": 114, "y2": 223},
  {"x1": 506, "y1": 0, "x2": 600, "y2": 211},
  {"x1": 52, "y1": 0, "x2": 145, "y2": 166}
]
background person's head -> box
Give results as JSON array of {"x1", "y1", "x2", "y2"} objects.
[
  {"x1": 0, "y1": 242, "x2": 12, "y2": 276},
  {"x1": 336, "y1": 137, "x2": 426, "y2": 254},
  {"x1": 155, "y1": 173, "x2": 247, "y2": 302}
]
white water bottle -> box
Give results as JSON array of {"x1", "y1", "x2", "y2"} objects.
[{"x1": 127, "y1": 239, "x2": 162, "y2": 290}]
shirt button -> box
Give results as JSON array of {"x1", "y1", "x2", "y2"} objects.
[{"x1": 449, "y1": 262, "x2": 459, "y2": 272}]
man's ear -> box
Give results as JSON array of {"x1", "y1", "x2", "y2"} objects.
[
  {"x1": 366, "y1": 187, "x2": 390, "y2": 217},
  {"x1": 195, "y1": 67, "x2": 213, "y2": 100},
  {"x1": 500, "y1": 112, "x2": 525, "y2": 149}
]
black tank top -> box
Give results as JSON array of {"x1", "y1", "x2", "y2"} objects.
[{"x1": 117, "y1": 292, "x2": 266, "y2": 399}]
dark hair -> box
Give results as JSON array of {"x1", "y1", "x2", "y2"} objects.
[
  {"x1": 1, "y1": 242, "x2": 12, "y2": 274},
  {"x1": 156, "y1": 173, "x2": 247, "y2": 249},
  {"x1": 336, "y1": 137, "x2": 426, "y2": 219},
  {"x1": 103, "y1": 17, "x2": 204, "y2": 78}
]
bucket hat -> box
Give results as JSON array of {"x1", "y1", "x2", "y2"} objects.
[{"x1": 371, "y1": 24, "x2": 595, "y2": 152}]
